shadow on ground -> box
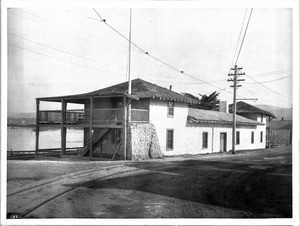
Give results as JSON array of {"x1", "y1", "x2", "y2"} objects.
[{"x1": 64, "y1": 155, "x2": 292, "y2": 218}]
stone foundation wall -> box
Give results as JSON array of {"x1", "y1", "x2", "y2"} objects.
[
  {"x1": 83, "y1": 124, "x2": 161, "y2": 161},
  {"x1": 127, "y1": 123, "x2": 162, "y2": 161}
]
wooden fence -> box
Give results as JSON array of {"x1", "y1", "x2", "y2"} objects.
[{"x1": 7, "y1": 147, "x2": 82, "y2": 160}]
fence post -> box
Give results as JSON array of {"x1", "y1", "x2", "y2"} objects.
[
  {"x1": 61, "y1": 99, "x2": 67, "y2": 156},
  {"x1": 35, "y1": 99, "x2": 40, "y2": 157},
  {"x1": 89, "y1": 96, "x2": 94, "y2": 158}
]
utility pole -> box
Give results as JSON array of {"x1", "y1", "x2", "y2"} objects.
[
  {"x1": 124, "y1": 8, "x2": 132, "y2": 161},
  {"x1": 127, "y1": 8, "x2": 132, "y2": 123},
  {"x1": 228, "y1": 65, "x2": 245, "y2": 154}
]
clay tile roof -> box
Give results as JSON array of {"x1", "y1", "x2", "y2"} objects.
[
  {"x1": 188, "y1": 108, "x2": 264, "y2": 126},
  {"x1": 229, "y1": 101, "x2": 276, "y2": 118},
  {"x1": 38, "y1": 78, "x2": 200, "y2": 104},
  {"x1": 87, "y1": 78, "x2": 200, "y2": 104}
]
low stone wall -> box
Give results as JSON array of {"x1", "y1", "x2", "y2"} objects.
[
  {"x1": 127, "y1": 123, "x2": 162, "y2": 161},
  {"x1": 83, "y1": 124, "x2": 161, "y2": 160}
]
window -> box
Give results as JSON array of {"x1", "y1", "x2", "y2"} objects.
[
  {"x1": 261, "y1": 114, "x2": 263, "y2": 122},
  {"x1": 166, "y1": 129, "x2": 174, "y2": 150},
  {"x1": 236, "y1": 131, "x2": 240, "y2": 145},
  {"x1": 251, "y1": 131, "x2": 254, "y2": 144},
  {"x1": 167, "y1": 101, "x2": 174, "y2": 117},
  {"x1": 202, "y1": 132, "x2": 208, "y2": 149},
  {"x1": 260, "y1": 131, "x2": 263, "y2": 143}
]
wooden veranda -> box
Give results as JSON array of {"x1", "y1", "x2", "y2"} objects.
[{"x1": 35, "y1": 93, "x2": 149, "y2": 159}]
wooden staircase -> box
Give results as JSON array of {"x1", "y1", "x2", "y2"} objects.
[{"x1": 78, "y1": 128, "x2": 113, "y2": 157}]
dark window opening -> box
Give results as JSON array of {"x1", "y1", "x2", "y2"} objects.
[
  {"x1": 260, "y1": 131, "x2": 263, "y2": 143},
  {"x1": 166, "y1": 129, "x2": 174, "y2": 150},
  {"x1": 236, "y1": 131, "x2": 240, "y2": 145},
  {"x1": 168, "y1": 101, "x2": 174, "y2": 117},
  {"x1": 202, "y1": 132, "x2": 208, "y2": 149},
  {"x1": 251, "y1": 131, "x2": 254, "y2": 144}
]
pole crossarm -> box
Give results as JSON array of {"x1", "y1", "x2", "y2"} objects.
[{"x1": 230, "y1": 85, "x2": 242, "y2": 88}]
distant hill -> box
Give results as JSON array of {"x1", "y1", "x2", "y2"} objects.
[
  {"x1": 8, "y1": 113, "x2": 36, "y2": 127},
  {"x1": 255, "y1": 105, "x2": 293, "y2": 121},
  {"x1": 9, "y1": 112, "x2": 36, "y2": 118},
  {"x1": 8, "y1": 117, "x2": 36, "y2": 127}
]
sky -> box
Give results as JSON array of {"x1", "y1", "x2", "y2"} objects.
[{"x1": 7, "y1": 7, "x2": 293, "y2": 115}]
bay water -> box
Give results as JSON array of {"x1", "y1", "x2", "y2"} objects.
[{"x1": 7, "y1": 127, "x2": 83, "y2": 152}]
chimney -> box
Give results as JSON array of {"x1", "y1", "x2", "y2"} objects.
[
  {"x1": 169, "y1": 85, "x2": 172, "y2": 90},
  {"x1": 219, "y1": 101, "x2": 227, "y2": 113}
]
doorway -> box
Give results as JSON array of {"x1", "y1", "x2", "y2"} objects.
[{"x1": 220, "y1": 132, "x2": 227, "y2": 152}]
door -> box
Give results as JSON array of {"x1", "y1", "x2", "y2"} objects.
[{"x1": 220, "y1": 133, "x2": 227, "y2": 152}]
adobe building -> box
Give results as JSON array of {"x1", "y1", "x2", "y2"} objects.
[{"x1": 35, "y1": 79, "x2": 269, "y2": 160}]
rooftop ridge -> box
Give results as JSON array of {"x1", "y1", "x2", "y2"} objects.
[
  {"x1": 229, "y1": 101, "x2": 276, "y2": 118},
  {"x1": 38, "y1": 78, "x2": 200, "y2": 104},
  {"x1": 136, "y1": 78, "x2": 153, "y2": 92}
]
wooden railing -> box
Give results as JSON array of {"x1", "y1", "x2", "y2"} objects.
[
  {"x1": 131, "y1": 109, "x2": 149, "y2": 122},
  {"x1": 39, "y1": 108, "x2": 149, "y2": 124}
]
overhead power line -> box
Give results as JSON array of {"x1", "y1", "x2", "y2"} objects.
[
  {"x1": 93, "y1": 8, "x2": 145, "y2": 54},
  {"x1": 66, "y1": 9, "x2": 198, "y2": 70},
  {"x1": 11, "y1": 10, "x2": 197, "y2": 77},
  {"x1": 244, "y1": 73, "x2": 291, "y2": 98},
  {"x1": 13, "y1": 10, "x2": 129, "y2": 51},
  {"x1": 8, "y1": 32, "x2": 178, "y2": 80},
  {"x1": 92, "y1": 8, "x2": 245, "y2": 98},
  {"x1": 230, "y1": 9, "x2": 248, "y2": 69},
  {"x1": 239, "y1": 9, "x2": 265, "y2": 66},
  {"x1": 241, "y1": 86, "x2": 273, "y2": 102},
  {"x1": 244, "y1": 75, "x2": 292, "y2": 84},
  {"x1": 93, "y1": 8, "x2": 183, "y2": 72},
  {"x1": 8, "y1": 43, "x2": 126, "y2": 77},
  {"x1": 11, "y1": 10, "x2": 174, "y2": 72},
  {"x1": 250, "y1": 69, "x2": 292, "y2": 77},
  {"x1": 8, "y1": 11, "x2": 143, "y2": 61},
  {"x1": 69, "y1": 9, "x2": 219, "y2": 65},
  {"x1": 234, "y1": 8, "x2": 253, "y2": 65},
  {"x1": 189, "y1": 69, "x2": 292, "y2": 83},
  {"x1": 165, "y1": 78, "x2": 227, "y2": 86},
  {"x1": 9, "y1": 33, "x2": 100, "y2": 63}
]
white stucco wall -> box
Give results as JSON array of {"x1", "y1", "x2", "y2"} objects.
[
  {"x1": 239, "y1": 113, "x2": 267, "y2": 150},
  {"x1": 185, "y1": 124, "x2": 266, "y2": 154},
  {"x1": 149, "y1": 99, "x2": 189, "y2": 156},
  {"x1": 149, "y1": 99, "x2": 266, "y2": 156}
]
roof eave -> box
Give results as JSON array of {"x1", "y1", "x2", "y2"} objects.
[
  {"x1": 37, "y1": 93, "x2": 127, "y2": 102},
  {"x1": 187, "y1": 116, "x2": 264, "y2": 126}
]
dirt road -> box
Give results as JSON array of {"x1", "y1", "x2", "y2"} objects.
[{"x1": 7, "y1": 147, "x2": 292, "y2": 218}]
